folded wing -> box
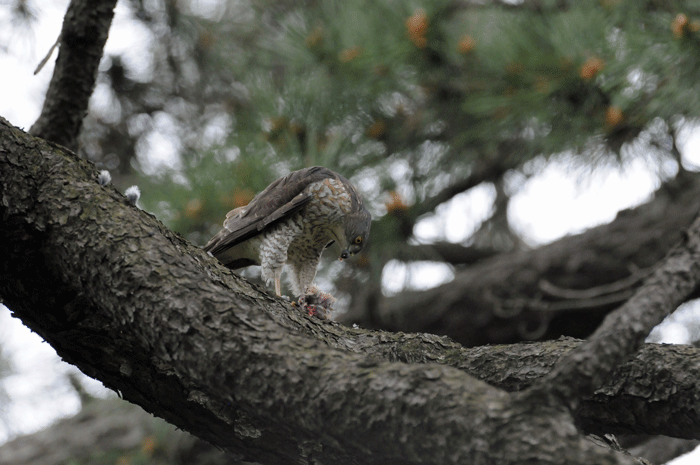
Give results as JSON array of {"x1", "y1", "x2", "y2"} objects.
[{"x1": 203, "y1": 166, "x2": 338, "y2": 257}]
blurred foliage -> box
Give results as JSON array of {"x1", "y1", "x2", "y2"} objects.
[{"x1": 6, "y1": 0, "x2": 700, "y2": 298}]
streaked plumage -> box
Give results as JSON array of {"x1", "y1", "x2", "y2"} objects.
[{"x1": 204, "y1": 166, "x2": 371, "y2": 296}]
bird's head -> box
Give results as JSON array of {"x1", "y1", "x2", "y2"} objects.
[{"x1": 338, "y1": 208, "x2": 371, "y2": 260}]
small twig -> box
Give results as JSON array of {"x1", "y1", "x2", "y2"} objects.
[{"x1": 34, "y1": 32, "x2": 62, "y2": 75}]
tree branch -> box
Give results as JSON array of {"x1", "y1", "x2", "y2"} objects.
[
  {"x1": 303, "y1": 319, "x2": 700, "y2": 439},
  {"x1": 409, "y1": 150, "x2": 511, "y2": 220},
  {"x1": 29, "y1": 0, "x2": 117, "y2": 150},
  {"x1": 0, "y1": 117, "x2": 641, "y2": 465},
  {"x1": 393, "y1": 241, "x2": 499, "y2": 265},
  {"x1": 456, "y1": 339, "x2": 700, "y2": 439}
]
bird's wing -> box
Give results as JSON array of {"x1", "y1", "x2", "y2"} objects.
[{"x1": 203, "y1": 166, "x2": 337, "y2": 256}]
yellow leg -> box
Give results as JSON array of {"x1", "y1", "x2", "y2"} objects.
[{"x1": 274, "y1": 271, "x2": 282, "y2": 296}]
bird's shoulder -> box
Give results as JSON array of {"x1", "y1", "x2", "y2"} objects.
[{"x1": 243, "y1": 166, "x2": 339, "y2": 216}]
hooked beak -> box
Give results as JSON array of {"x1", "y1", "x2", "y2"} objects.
[
  {"x1": 339, "y1": 243, "x2": 362, "y2": 261},
  {"x1": 330, "y1": 229, "x2": 349, "y2": 260}
]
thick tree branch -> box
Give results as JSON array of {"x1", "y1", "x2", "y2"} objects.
[
  {"x1": 29, "y1": 0, "x2": 117, "y2": 150},
  {"x1": 2, "y1": 334, "x2": 699, "y2": 464},
  {"x1": 304, "y1": 320, "x2": 700, "y2": 439},
  {"x1": 0, "y1": 118, "x2": 640, "y2": 464},
  {"x1": 456, "y1": 340, "x2": 700, "y2": 439}
]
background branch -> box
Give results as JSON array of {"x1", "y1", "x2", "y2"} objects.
[
  {"x1": 29, "y1": 0, "x2": 117, "y2": 150},
  {"x1": 345, "y1": 173, "x2": 700, "y2": 346},
  {"x1": 393, "y1": 241, "x2": 499, "y2": 265}
]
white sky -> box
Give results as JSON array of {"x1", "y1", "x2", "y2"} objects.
[{"x1": 1, "y1": 2, "x2": 700, "y2": 463}]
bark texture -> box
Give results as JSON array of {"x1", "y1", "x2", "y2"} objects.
[
  {"x1": 2, "y1": 333, "x2": 700, "y2": 462},
  {"x1": 455, "y1": 340, "x2": 700, "y2": 439},
  {"x1": 29, "y1": 0, "x2": 117, "y2": 151},
  {"x1": 0, "y1": 117, "x2": 652, "y2": 465}
]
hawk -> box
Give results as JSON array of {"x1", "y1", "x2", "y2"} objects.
[{"x1": 204, "y1": 166, "x2": 371, "y2": 298}]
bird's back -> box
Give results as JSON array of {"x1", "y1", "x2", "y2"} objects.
[{"x1": 203, "y1": 166, "x2": 349, "y2": 268}]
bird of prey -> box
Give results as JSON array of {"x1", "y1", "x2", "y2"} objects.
[{"x1": 204, "y1": 166, "x2": 371, "y2": 298}]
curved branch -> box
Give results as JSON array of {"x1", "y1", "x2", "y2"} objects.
[
  {"x1": 538, "y1": 266, "x2": 653, "y2": 300},
  {"x1": 29, "y1": 0, "x2": 117, "y2": 150}
]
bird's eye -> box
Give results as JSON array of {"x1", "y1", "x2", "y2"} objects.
[{"x1": 354, "y1": 236, "x2": 362, "y2": 244}]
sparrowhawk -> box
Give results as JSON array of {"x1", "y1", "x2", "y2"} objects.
[{"x1": 204, "y1": 166, "x2": 371, "y2": 298}]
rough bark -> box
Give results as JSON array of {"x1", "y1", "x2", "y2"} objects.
[
  {"x1": 2, "y1": 333, "x2": 700, "y2": 463},
  {"x1": 3, "y1": 396, "x2": 687, "y2": 465},
  {"x1": 346, "y1": 172, "x2": 700, "y2": 347},
  {"x1": 454, "y1": 340, "x2": 700, "y2": 439},
  {"x1": 0, "y1": 117, "x2": 651, "y2": 465},
  {"x1": 313, "y1": 324, "x2": 700, "y2": 439},
  {"x1": 29, "y1": 0, "x2": 117, "y2": 151}
]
